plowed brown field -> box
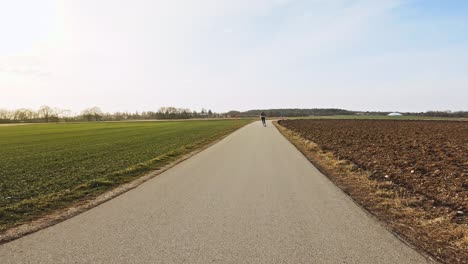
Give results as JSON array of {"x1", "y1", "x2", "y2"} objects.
[
  {"x1": 279, "y1": 119, "x2": 468, "y2": 214},
  {"x1": 277, "y1": 119, "x2": 468, "y2": 263}
]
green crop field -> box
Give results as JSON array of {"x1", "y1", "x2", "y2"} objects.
[{"x1": 0, "y1": 119, "x2": 251, "y2": 231}]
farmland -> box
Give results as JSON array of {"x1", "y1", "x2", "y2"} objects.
[
  {"x1": 277, "y1": 119, "x2": 468, "y2": 263},
  {"x1": 0, "y1": 119, "x2": 251, "y2": 232},
  {"x1": 287, "y1": 115, "x2": 468, "y2": 121},
  {"x1": 279, "y1": 119, "x2": 467, "y2": 211}
]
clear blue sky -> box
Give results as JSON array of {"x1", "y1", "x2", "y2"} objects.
[{"x1": 1, "y1": 0, "x2": 467, "y2": 113}]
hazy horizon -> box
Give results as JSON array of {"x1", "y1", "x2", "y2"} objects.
[{"x1": 1, "y1": 0, "x2": 467, "y2": 113}]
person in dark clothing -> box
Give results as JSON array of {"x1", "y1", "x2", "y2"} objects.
[{"x1": 260, "y1": 111, "x2": 266, "y2": 127}]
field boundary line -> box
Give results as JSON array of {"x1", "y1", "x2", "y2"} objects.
[
  {"x1": 272, "y1": 121, "x2": 440, "y2": 264},
  {"x1": 0, "y1": 122, "x2": 252, "y2": 245}
]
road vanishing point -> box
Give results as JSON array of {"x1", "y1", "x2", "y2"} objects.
[{"x1": 0, "y1": 121, "x2": 429, "y2": 264}]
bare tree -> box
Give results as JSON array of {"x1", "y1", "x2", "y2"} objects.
[
  {"x1": 81, "y1": 107, "x2": 103, "y2": 121},
  {"x1": 57, "y1": 109, "x2": 72, "y2": 121},
  {"x1": 0, "y1": 109, "x2": 13, "y2": 120},
  {"x1": 91, "y1": 107, "x2": 103, "y2": 121},
  {"x1": 38, "y1": 105, "x2": 55, "y2": 122},
  {"x1": 81, "y1": 108, "x2": 92, "y2": 121},
  {"x1": 13, "y1": 108, "x2": 36, "y2": 121}
]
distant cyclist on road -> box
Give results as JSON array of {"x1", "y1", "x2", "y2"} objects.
[{"x1": 260, "y1": 111, "x2": 266, "y2": 127}]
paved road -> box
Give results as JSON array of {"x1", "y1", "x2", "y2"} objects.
[{"x1": 0, "y1": 121, "x2": 429, "y2": 263}]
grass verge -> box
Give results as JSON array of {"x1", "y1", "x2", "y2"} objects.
[{"x1": 274, "y1": 121, "x2": 467, "y2": 264}]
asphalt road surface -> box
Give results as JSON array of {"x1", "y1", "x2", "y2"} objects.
[{"x1": 0, "y1": 121, "x2": 429, "y2": 263}]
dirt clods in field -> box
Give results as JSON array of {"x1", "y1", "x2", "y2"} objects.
[{"x1": 280, "y1": 119, "x2": 467, "y2": 215}]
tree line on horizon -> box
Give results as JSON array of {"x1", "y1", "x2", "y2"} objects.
[
  {"x1": 1, "y1": 106, "x2": 467, "y2": 123},
  {"x1": 0, "y1": 106, "x2": 222, "y2": 123}
]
